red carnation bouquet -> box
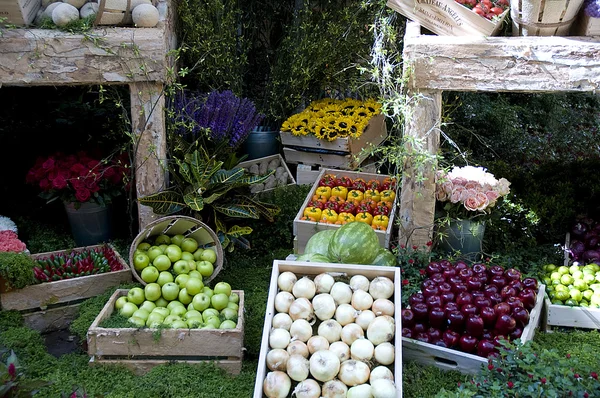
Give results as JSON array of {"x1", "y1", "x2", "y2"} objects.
[{"x1": 26, "y1": 151, "x2": 130, "y2": 207}]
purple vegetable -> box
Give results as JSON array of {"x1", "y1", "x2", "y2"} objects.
[
  {"x1": 572, "y1": 222, "x2": 588, "y2": 237},
  {"x1": 570, "y1": 240, "x2": 586, "y2": 259},
  {"x1": 586, "y1": 236, "x2": 600, "y2": 249},
  {"x1": 583, "y1": 250, "x2": 600, "y2": 263}
]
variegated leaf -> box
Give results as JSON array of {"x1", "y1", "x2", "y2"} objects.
[
  {"x1": 183, "y1": 193, "x2": 204, "y2": 211},
  {"x1": 210, "y1": 168, "x2": 245, "y2": 185},
  {"x1": 226, "y1": 225, "x2": 253, "y2": 238},
  {"x1": 138, "y1": 191, "x2": 185, "y2": 215},
  {"x1": 213, "y1": 203, "x2": 260, "y2": 219},
  {"x1": 240, "y1": 170, "x2": 275, "y2": 185},
  {"x1": 189, "y1": 149, "x2": 223, "y2": 185}
]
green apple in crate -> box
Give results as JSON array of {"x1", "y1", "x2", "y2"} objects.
[{"x1": 542, "y1": 263, "x2": 600, "y2": 307}]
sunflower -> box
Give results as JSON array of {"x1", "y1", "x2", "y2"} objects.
[
  {"x1": 285, "y1": 114, "x2": 310, "y2": 136},
  {"x1": 313, "y1": 121, "x2": 330, "y2": 140},
  {"x1": 322, "y1": 115, "x2": 338, "y2": 128},
  {"x1": 335, "y1": 116, "x2": 354, "y2": 138},
  {"x1": 350, "y1": 120, "x2": 368, "y2": 139},
  {"x1": 340, "y1": 98, "x2": 362, "y2": 115},
  {"x1": 364, "y1": 99, "x2": 382, "y2": 115},
  {"x1": 324, "y1": 127, "x2": 340, "y2": 141}
]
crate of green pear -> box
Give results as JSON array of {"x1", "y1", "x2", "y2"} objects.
[
  {"x1": 129, "y1": 216, "x2": 224, "y2": 286},
  {"x1": 87, "y1": 286, "x2": 244, "y2": 375},
  {"x1": 541, "y1": 263, "x2": 600, "y2": 329}
]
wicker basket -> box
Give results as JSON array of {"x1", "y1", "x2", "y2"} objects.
[{"x1": 128, "y1": 216, "x2": 224, "y2": 286}]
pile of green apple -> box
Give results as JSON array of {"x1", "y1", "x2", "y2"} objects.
[
  {"x1": 115, "y1": 280, "x2": 240, "y2": 329},
  {"x1": 542, "y1": 263, "x2": 600, "y2": 308}
]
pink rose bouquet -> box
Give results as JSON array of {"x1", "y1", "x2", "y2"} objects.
[
  {"x1": 0, "y1": 216, "x2": 27, "y2": 253},
  {"x1": 435, "y1": 165, "x2": 510, "y2": 220}
]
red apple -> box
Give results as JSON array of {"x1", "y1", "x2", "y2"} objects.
[
  {"x1": 402, "y1": 327, "x2": 413, "y2": 338},
  {"x1": 506, "y1": 296, "x2": 524, "y2": 312},
  {"x1": 459, "y1": 335, "x2": 479, "y2": 353},
  {"x1": 480, "y1": 306, "x2": 497, "y2": 328},
  {"x1": 490, "y1": 265, "x2": 505, "y2": 277},
  {"x1": 519, "y1": 288, "x2": 537, "y2": 310},
  {"x1": 413, "y1": 323, "x2": 427, "y2": 334},
  {"x1": 447, "y1": 310, "x2": 465, "y2": 332},
  {"x1": 428, "y1": 307, "x2": 446, "y2": 329},
  {"x1": 416, "y1": 332, "x2": 430, "y2": 343},
  {"x1": 494, "y1": 314, "x2": 517, "y2": 335},
  {"x1": 454, "y1": 260, "x2": 469, "y2": 271},
  {"x1": 490, "y1": 275, "x2": 507, "y2": 289},
  {"x1": 409, "y1": 293, "x2": 425, "y2": 307},
  {"x1": 512, "y1": 307, "x2": 530, "y2": 327},
  {"x1": 493, "y1": 302, "x2": 511, "y2": 317},
  {"x1": 477, "y1": 339, "x2": 496, "y2": 357},
  {"x1": 426, "y1": 262, "x2": 441, "y2": 277},
  {"x1": 474, "y1": 296, "x2": 492, "y2": 310},
  {"x1": 459, "y1": 268, "x2": 474, "y2": 281},
  {"x1": 456, "y1": 292, "x2": 473, "y2": 307},
  {"x1": 505, "y1": 268, "x2": 522, "y2": 282},
  {"x1": 466, "y1": 277, "x2": 483, "y2": 292},
  {"x1": 426, "y1": 295, "x2": 443, "y2": 310},
  {"x1": 466, "y1": 315, "x2": 485, "y2": 338},
  {"x1": 451, "y1": 283, "x2": 469, "y2": 295},
  {"x1": 500, "y1": 285, "x2": 518, "y2": 301},
  {"x1": 522, "y1": 277, "x2": 538, "y2": 290},
  {"x1": 401, "y1": 309, "x2": 415, "y2": 329},
  {"x1": 427, "y1": 327, "x2": 442, "y2": 342},
  {"x1": 472, "y1": 263, "x2": 488, "y2": 275},
  {"x1": 460, "y1": 303, "x2": 478, "y2": 317},
  {"x1": 412, "y1": 302, "x2": 429, "y2": 322},
  {"x1": 443, "y1": 330, "x2": 460, "y2": 348}
]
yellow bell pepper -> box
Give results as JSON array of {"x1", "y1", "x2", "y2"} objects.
[
  {"x1": 331, "y1": 186, "x2": 349, "y2": 200},
  {"x1": 303, "y1": 207, "x2": 322, "y2": 221},
  {"x1": 364, "y1": 189, "x2": 381, "y2": 202},
  {"x1": 372, "y1": 214, "x2": 389, "y2": 229},
  {"x1": 355, "y1": 212, "x2": 373, "y2": 225},
  {"x1": 320, "y1": 209, "x2": 338, "y2": 224},
  {"x1": 347, "y1": 189, "x2": 364, "y2": 204},
  {"x1": 337, "y1": 212, "x2": 355, "y2": 223},
  {"x1": 380, "y1": 189, "x2": 396, "y2": 203},
  {"x1": 315, "y1": 186, "x2": 332, "y2": 199}
]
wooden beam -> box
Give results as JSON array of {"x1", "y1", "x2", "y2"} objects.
[
  {"x1": 0, "y1": 27, "x2": 169, "y2": 86},
  {"x1": 404, "y1": 22, "x2": 600, "y2": 93}
]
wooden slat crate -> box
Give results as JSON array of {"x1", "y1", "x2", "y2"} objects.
[
  {"x1": 402, "y1": 284, "x2": 545, "y2": 374},
  {"x1": 253, "y1": 260, "x2": 402, "y2": 397},
  {"x1": 0, "y1": 244, "x2": 131, "y2": 333},
  {"x1": 386, "y1": 0, "x2": 509, "y2": 37},
  {"x1": 543, "y1": 296, "x2": 600, "y2": 330},
  {"x1": 281, "y1": 114, "x2": 387, "y2": 170},
  {"x1": 238, "y1": 154, "x2": 296, "y2": 193},
  {"x1": 0, "y1": 0, "x2": 41, "y2": 25},
  {"x1": 572, "y1": 13, "x2": 600, "y2": 36},
  {"x1": 511, "y1": 0, "x2": 584, "y2": 36},
  {"x1": 293, "y1": 168, "x2": 396, "y2": 254},
  {"x1": 87, "y1": 289, "x2": 245, "y2": 375}
]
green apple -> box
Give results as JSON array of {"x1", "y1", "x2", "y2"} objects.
[
  {"x1": 555, "y1": 284, "x2": 568, "y2": 292},
  {"x1": 188, "y1": 261, "x2": 197, "y2": 271},
  {"x1": 214, "y1": 282, "x2": 232, "y2": 297},
  {"x1": 115, "y1": 296, "x2": 129, "y2": 310},
  {"x1": 229, "y1": 292, "x2": 240, "y2": 304},
  {"x1": 175, "y1": 274, "x2": 191, "y2": 289},
  {"x1": 181, "y1": 251, "x2": 195, "y2": 262},
  {"x1": 211, "y1": 293, "x2": 229, "y2": 311},
  {"x1": 128, "y1": 316, "x2": 146, "y2": 328},
  {"x1": 147, "y1": 246, "x2": 164, "y2": 262},
  {"x1": 557, "y1": 266, "x2": 570, "y2": 275},
  {"x1": 227, "y1": 302, "x2": 239, "y2": 312},
  {"x1": 178, "y1": 288, "x2": 193, "y2": 305},
  {"x1": 132, "y1": 308, "x2": 150, "y2": 321},
  {"x1": 171, "y1": 320, "x2": 189, "y2": 329},
  {"x1": 187, "y1": 303, "x2": 195, "y2": 311},
  {"x1": 552, "y1": 299, "x2": 564, "y2": 305},
  {"x1": 154, "y1": 234, "x2": 171, "y2": 245},
  {"x1": 144, "y1": 283, "x2": 162, "y2": 302},
  {"x1": 569, "y1": 264, "x2": 581, "y2": 275},
  {"x1": 173, "y1": 260, "x2": 191, "y2": 275},
  {"x1": 550, "y1": 271, "x2": 561, "y2": 281},
  {"x1": 205, "y1": 316, "x2": 221, "y2": 328},
  {"x1": 220, "y1": 307, "x2": 238, "y2": 321},
  {"x1": 219, "y1": 320, "x2": 237, "y2": 329},
  {"x1": 154, "y1": 297, "x2": 169, "y2": 308},
  {"x1": 591, "y1": 293, "x2": 600, "y2": 307},
  {"x1": 202, "y1": 286, "x2": 214, "y2": 298},
  {"x1": 164, "y1": 314, "x2": 181, "y2": 325},
  {"x1": 584, "y1": 273, "x2": 596, "y2": 284},
  {"x1": 554, "y1": 290, "x2": 570, "y2": 301},
  {"x1": 161, "y1": 282, "x2": 180, "y2": 301},
  {"x1": 560, "y1": 274, "x2": 574, "y2": 286},
  {"x1": 137, "y1": 242, "x2": 152, "y2": 252},
  {"x1": 565, "y1": 298, "x2": 579, "y2": 306},
  {"x1": 167, "y1": 300, "x2": 185, "y2": 312},
  {"x1": 185, "y1": 277, "x2": 204, "y2": 296},
  {"x1": 202, "y1": 308, "x2": 219, "y2": 321},
  {"x1": 192, "y1": 293, "x2": 211, "y2": 312},
  {"x1": 193, "y1": 248, "x2": 205, "y2": 261},
  {"x1": 573, "y1": 280, "x2": 588, "y2": 291},
  {"x1": 186, "y1": 317, "x2": 204, "y2": 328},
  {"x1": 542, "y1": 277, "x2": 552, "y2": 287},
  {"x1": 127, "y1": 287, "x2": 145, "y2": 305},
  {"x1": 120, "y1": 302, "x2": 138, "y2": 318},
  {"x1": 153, "y1": 254, "x2": 172, "y2": 272},
  {"x1": 146, "y1": 312, "x2": 165, "y2": 325},
  {"x1": 159, "y1": 244, "x2": 168, "y2": 252},
  {"x1": 133, "y1": 252, "x2": 150, "y2": 272},
  {"x1": 196, "y1": 261, "x2": 214, "y2": 277},
  {"x1": 170, "y1": 305, "x2": 187, "y2": 318},
  {"x1": 181, "y1": 237, "x2": 199, "y2": 254},
  {"x1": 588, "y1": 263, "x2": 600, "y2": 272},
  {"x1": 140, "y1": 300, "x2": 156, "y2": 313},
  {"x1": 152, "y1": 307, "x2": 170, "y2": 318},
  {"x1": 572, "y1": 270, "x2": 584, "y2": 281},
  {"x1": 165, "y1": 244, "x2": 183, "y2": 262},
  {"x1": 200, "y1": 249, "x2": 217, "y2": 264},
  {"x1": 170, "y1": 234, "x2": 186, "y2": 248},
  {"x1": 583, "y1": 289, "x2": 595, "y2": 301},
  {"x1": 140, "y1": 266, "x2": 159, "y2": 283},
  {"x1": 188, "y1": 270, "x2": 203, "y2": 280},
  {"x1": 157, "y1": 271, "x2": 174, "y2": 286},
  {"x1": 570, "y1": 289, "x2": 583, "y2": 302},
  {"x1": 184, "y1": 310, "x2": 202, "y2": 320},
  {"x1": 544, "y1": 264, "x2": 557, "y2": 272}
]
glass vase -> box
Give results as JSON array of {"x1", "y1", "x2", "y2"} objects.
[{"x1": 437, "y1": 219, "x2": 486, "y2": 261}]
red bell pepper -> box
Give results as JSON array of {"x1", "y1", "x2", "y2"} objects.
[
  {"x1": 352, "y1": 178, "x2": 367, "y2": 192},
  {"x1": 373, "y1": 203, "x2": 390, "y2": 216},
  {"x1": 323, "y1": 201, "x2": 339, "y2": 212},
  {"x1": 337, "y1": 201, "x2": 356, "y2": 215},
  {"x1": 336, "y1": 176, "x2": 353, "y2": 188},
  {"x1": 318, "y1": 174, "x2": 337, "y2": 188}
]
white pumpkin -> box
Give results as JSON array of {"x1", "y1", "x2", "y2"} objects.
[
  {"x1": 63, "y1": 0, "x2": 87, "y2": 9},
  {"x1": 52, "y1": 3, "x2": 80, "y2": 26},
  {"x1": 43, "y1": 2, "x2": 62, "y2": 19},
  {"x1": 131, "y1": 3, "x2": 158, "y2": 27},
  {"x1": 79, "y1": 2, "x2": 98, "y2": 18}
]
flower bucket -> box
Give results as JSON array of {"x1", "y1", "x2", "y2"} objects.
[
  {"x1": 437, "y1": 219, "x2": 486, "y2": 261},
  {"x1": 242, "y1": 127, "x2": 280, "y2": 160},
  {"x1": 511, "y1": 0, "x2": 585, "y2": 36},
  {"x1": 64, "y1": 202, "x2": 113, "y2": 246}
]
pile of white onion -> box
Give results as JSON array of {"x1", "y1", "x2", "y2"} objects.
[{"x1": 263, "y1": 272, "x2": 397, "y2": 398}]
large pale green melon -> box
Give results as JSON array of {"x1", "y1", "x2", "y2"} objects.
[
  {"x1": 328, "y1": 221, "x2": 380, "y2": 265},
  {"x1": 295, "y1": 253, "x2": 333, "y2": 263},
  {"x1": 371, "y1": 247, "x2": 397, "y2": 266},
  {"x1": 304, "y1": 229, "x2": 337, "y2": 257}
]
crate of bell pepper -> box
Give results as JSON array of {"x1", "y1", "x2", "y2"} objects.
[
  {"x1": 293, "y1": 168, "x2": 398, "y2": 254},
  {"x1": 0, "y1": 244, "x2": 131, "y2": 330}
]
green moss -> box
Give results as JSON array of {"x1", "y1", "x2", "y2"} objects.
[
  {"x1": 0, "y1": 310, "x2": 23, "y2": 331},
  {"x1": 0, "y1": 327, "x2": 57, "y2": 379},
  {"x1": 0, "y1": 251, "x2": 36, "y2": 290},
  {"x1": 402, "y1": 361, "x2": 468, "y2": 398},
  {"x1": 532, "y1": 329, "x2": 600, "y2": 365}
]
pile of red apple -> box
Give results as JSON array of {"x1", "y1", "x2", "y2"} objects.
[
  {"x1": 454, "y1": 0, "x2": 509, "y2": 21},
  {"x1": 401, "y1": 260, "x2": 539, "y2": 358}
]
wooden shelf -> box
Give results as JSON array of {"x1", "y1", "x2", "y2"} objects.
[
  {"x1": 399, "y1": 21, "x2": 600, "y2": 247},
  {"x1": 0, "y1": 3, "x2": 175, "y2": 229}
]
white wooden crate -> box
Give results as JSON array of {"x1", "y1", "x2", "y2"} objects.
[
  {"x1": 543, "y1": 296, "x2": 600, "y2": 329},
  {"x1": 238, "y1": 154, "x2": 296, "y2": 192},
  {"x1": 403, "y1": 284, "x2": 545, "y2": 374}
]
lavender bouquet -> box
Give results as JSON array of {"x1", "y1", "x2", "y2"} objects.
[
  {"x1": 584, "y1": 0, "x2": 600, "y2": 17},
  {"x1": 169, "y1": 89, "x2": 264, "y2": 152}
]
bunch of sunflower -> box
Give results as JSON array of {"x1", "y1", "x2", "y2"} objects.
[{"x1": 280, "y1": 98, "x2": 381, "y2": 141}]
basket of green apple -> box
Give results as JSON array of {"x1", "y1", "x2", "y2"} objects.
[{"x1": 129, "y1": 216, "x2": 224, "y2": 287}]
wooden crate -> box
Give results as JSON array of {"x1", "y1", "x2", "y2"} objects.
[
  {"x1": 0, "y1": 0, "x2": 41, "y2": 25},
  {"x1": 543, "y1": 295, "x2": 600, "y2": 329},
  {"x1": 281, "y1": 114, "x2": 387, "y2": 170},
  {"x1": 511, "y1": 0, "x2": 584, "y2": 36},
  {"x1": 293, "y1": 168, "x2": 396, "y2": 254},
  {"x1": 87, "y1": 289, "x2": 245, "y2": 375},
  {"x1": 402, "y1": 284, "x2": 546, "y2": 374},
  {"x1": 386, "y1": 0, "x2": 509, "y2": 37},
  {"x1": 253, "y1": 260, "x2": 402, "y2": 397},
  {"x1": 0, "y1": 244, "x2": 131, "y2": 332},
  {"x1": 572, "y1": 13, "x2": 600, "y2": 36},
  {"x1": 238, "y1": 154, "x2": 296, "y2": 193}
]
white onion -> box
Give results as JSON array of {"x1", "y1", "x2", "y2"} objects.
[
  {"x1": 373, "y1": 342, "x2": 395, "y2": 366},
  {"x1": 370, "y1": 366, "x2": 394, "y2": 384},
  {"x1": 307, "y1": 335, "x2": 330, "y2": 354},
  {"x1": 330, "y1": 282, "x2": 353, "y2": 305},
  {"x1": 338, "y1": 359, "x2": 371, "y2": 387},
  {"x1": 266, "y1": 348, "x2": 290, "y2": 371},
  {"x1": 272, "y1": 313, "x2": 293, "y2": 330},
  {"x1": 309, "y1": 349, "x2": 341, "y2": 382},
  {"x1": 287, "y1": 340, "x2": 309, "y2": 358},
  {"x1": 286, "y1": 354, "x2": 310, "y2": 382},
  {"x1": 366, "y1": 316, "x2": 395, "y2": 346},
  {"x1": 278, "y1": 271, "x2": 297, "y2": 292},
  {"x1": 355, "y1": 310, "x2": 376, "y2": 331},
  {"x1": 314, "y1": 273, "x2": 335, "y2": 293},
  {"x1": 371, "y1": 299, "x2": 395, "y2": 317},
  {"x1": 318, "y1": 319, "x2": 343, "y2": 343},
  {"x1": 312, "y1": 293, "x2": 337, "y2": 321},
  {"x1": 293, "y1": 379, "x2": 321, "y2": 398},
  {"x1": 269, "y1": 328, "x2": 291, "y2": 349},
  {"x1": 335, "y1": 303, "x2": 359, "y2": 326},
  {"x1": 289, "y1": 298, "x2": 314, "y2": 322},
  {"x1": 263, "y1": 370, "x2": 291, "y2": 398},
  {"x1": 290, "y1": 319, "x2": 313, "y2": 343},
  {"x1": 351, "y1": 338, "x2": 374, "y2": 361},
  {"x1": 371, "y1": 378, "x2": 396, "y2": 398},
  {"x1": 351, "y1": 289, "x2": 374, "y2": 311},
  {"x1": 349, "y1": 275, "x2": 370, "y2": 292},
  {"x1": 275, "y1": 291, "x2": 295, "y2": 313},
  {"x1": 347, "y1": 384, "x2": 374, "y2": 398},
  {"x1": 322, "y1": 379, "x2": 348, "y2": 398},
  {"x1": 341, "y1": 323, "x2": 365, "y2": 346},
  {"x1": 368, "y1": 277, "x2": 394, "y2": 300},
  {"x1": 292, "y1": 276, "x2": 316, "y2": 299},
  {"x1": 329, "y1": 341, "x2": 351, "y2": 362}
]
